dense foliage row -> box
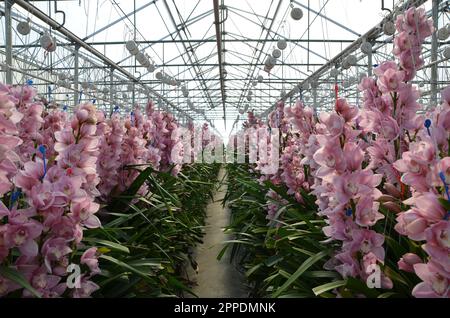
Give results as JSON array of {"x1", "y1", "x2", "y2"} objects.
[
  {"x1": 222, "y1": 7, "x2": 449, "y2": 298},
  {"x1": 0, "y1": 81, "x2": 219, "y2": 297}
]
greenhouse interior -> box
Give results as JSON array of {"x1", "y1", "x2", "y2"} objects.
[{"x1": 0, "y1": 0, "x2": 449, "y2": 303}]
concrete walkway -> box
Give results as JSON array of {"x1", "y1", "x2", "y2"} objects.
[{"x1": 187, "y1": 167, "x2": 247, "y2": 298}]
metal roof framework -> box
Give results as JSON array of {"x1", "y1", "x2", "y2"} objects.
[{"x1": 0, "y1": 0, "x2": 449, "y2": 135}]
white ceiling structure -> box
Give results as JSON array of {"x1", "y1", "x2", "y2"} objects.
[{"x1": 0, "y1": 0, "x2": 449, "y2": 137}]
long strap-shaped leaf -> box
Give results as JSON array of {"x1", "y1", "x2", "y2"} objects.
[
  {"x1": 0, "y1": 266, "x2": 41, "y2": 298},
  {"x1": 272, "y1": 250, "x2": 328, "y2": 298}
]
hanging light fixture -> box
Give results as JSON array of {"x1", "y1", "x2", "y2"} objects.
[
  {"x1": 437, "y1": 26, "x2": 449, "y2": 41},
  {"x1": 444, "y1": 46, "x2": 450, "y2": 59},
  {"x1": 360, "y1": 41, "x2": 372, "y2": 55},
  {"x1": 40, "y1": 32, "x2": 57, "y2": 52},
  {"x1": 272, "y1": 48, "x2": 281, "y2": 59},
  {"x1": 383, "y1": 21, "x2": 396, "y2": 36},
  {"x1": 125, "y1": 40, "x2": 139, "y2": 55},
  {"x1": 330, "y1": 68, "x2": 339, "y2": 77},
  {"x1": 277, "y1": 39, "x2": 287, "y2": 50},
  {"x1": 290, "y1": 7, "x2": 303, "y2": 21},
  {"x1": 17, "y1": 19, "x2": 31, "y2": 35},
  {"x1": 58, "y1": 73, "x2": 67, "y2": 81},
  {"x1": 346, "y1": 55, "x2": 357, "y2": 66},
  {"x1": 341, "y1": 59, "x2": 351, "y2": 70}
]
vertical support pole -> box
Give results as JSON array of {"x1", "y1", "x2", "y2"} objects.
[
  {"x1": 132, "y1": 83, "x2": 135, "y2": 108},
  {"x1": 431, "y1": 0, "x2": 440, "y2": 107},
  {"x1": 367, "y1": 49, "x2": 373, "y2": 76},
  {"x1": 109, "y1": 69, "x2": 114, "y2": 115},
  {"x1": 313, "y1": 87, "x2": 317, "y2": 111},
  {"x1": 5, "y1": 0, "x2": 13, "y2": 84},
  {"x1": 73, "y1": 46, "x2": 80, "y2": 105}
]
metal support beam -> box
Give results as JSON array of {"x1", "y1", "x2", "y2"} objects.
[
  {"x1": 74, "y1": 46, "x2": 79, "y2": 105},
  {"x1": 12, "y1": 0, "x2": 178, "y2": 113},
  {"x1": 262, "y1": 0, "x2": 428, "y2": 117},
  {"x1": 82, "y1": 0, "x2": 157, "y2": 41},
  {"x1": 367, "y1": 49, "x2": 373, "y2": 76},
  {"x1": 5, "y1": 0, "x2": 13, "y2": 84},
  {"x1": 109, "y1": 70, "x2": 114, "y2": 115},
  {"x1": 431, "y1": 0, "x2": 440, "y2": 107},
  {"x1": 213, "y1": 0, "x2": 226, "y2": 127},
  {"x1": 293, "y1": 0, "x2": 360, "y2": 37}
]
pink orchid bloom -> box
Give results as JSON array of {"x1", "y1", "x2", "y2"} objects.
[
  {"x1": 319, "y1": 112, "x2": 344, "y2": 137},
  {"x1": 0, "y1": 201, "x2": 9, "y2": 218},
  {"x1": 395, "y1": 209, "x2": 429, "y2": 241},
  {"x1": 69, "y1": 199, "x2": 101, "y2": 229},
  {"x1": 71, "y1": 276, "x2": 100, "y2": 298},
  {"x1": 0, "y1": 274, "x2": 21, "y2": 297},
  {"x1": 412, "y1": 261, "x2": 450, "y2": 298},
  {"x1": 398, "y1": 253, "x2": 423, "y2": 273},
  {"x1": 14, "y1": 159, "x2": 45, "y2": 193},
  {"x1": 20, "y1": 265, "x2": 65, "y2": 298},
  {"x1": 423, "y1": 221, "x2": 450, "y2": 272},
  {"x1": 313, "y1": 136, "x2": 346, "y2": 174},
  {"x1": 414, "y1": 192, "x2": 447, "y2": 222},
  {"x1": 355, "y1": 196, "x2": 384, "y2": 227},
  {"x1": 30, "y1": 181, "x2": 67, "y2": 211},
  {"x1": 81, "y1": 247, "x2": 101, "y2": 275},
  {"x1": 377, "y1": 68, "x2": 406, "y2": 93},
  {"x1": 335, "y1": 98, "x2": 358, "y2": 122},
  {"x1": 41, "y1": 237, "x2": 73, "y2": 273},
  {"x1": 343, "y1": 142, "x2": 364, "y2": 171},
  {"x1": 441, "y1": 86, "x2": 450, "y2": 104},
  {"x1": 373, "y1": 61, "x2": 398, "y2": 77},
  {"x1": 348, "y1": 229, "x2": 385, "y2": 261},
  {"x1": 4, "y1": 220, "x2": 43, "y2": 257},
  {"x1": 334, "y1": 251, "x2": 360, "y2": 279}
]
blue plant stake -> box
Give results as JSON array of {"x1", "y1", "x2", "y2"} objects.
[
  {"x1": 48, "y1": 86, "x2": 52, "y2": 102},
  {"x1": 26, "y1": 79, "x2": 33, "y2": 86},
  {"x1": 424, "y1": 119, "x2": 432, "y2": 137},
  {"x1": 345, "y1": 208, "x2": 353, "y2": 217},
  {"x1": 9, "y1": 189, "x2": 21, "y2": 210},
  {"x1": 38, "y1": 145, "x2": 47, "y2": 180},
  {"x1": 438, "y1": 171, "x2": 450, "y2": 220},
  {"x1": 78, "y1": 90, "x2": 83, "y2": 104},
  {"x1": 92, "y1": 99, "x2": 96, "y2": 104}
]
